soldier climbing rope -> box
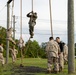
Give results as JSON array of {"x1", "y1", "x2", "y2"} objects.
[
  {"x1": 6, "y1": 0, "x2": 16, "y2": 45},
  {"x1": 18, "y1": 0, "x2": 25, "y2": 67},
  {"x1": 27, "y1": 0, "x2": 37, "y2": 38}
]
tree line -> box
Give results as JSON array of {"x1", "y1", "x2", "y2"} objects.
[
  {"x1": 0, "y1": 26, "x2": 46, "y2": 58},
  {"x1": 0, "y1": 26, "x2": 76, "y2": 58}
]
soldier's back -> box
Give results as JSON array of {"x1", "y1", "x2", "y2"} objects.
[{"x1": 46, "y1": 40, "x2": 59, "y2": 58}]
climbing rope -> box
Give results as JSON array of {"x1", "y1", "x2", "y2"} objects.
[
  {"x1": 20, "y1": 0, "x2": 22, "y2": 37},
  {"x1": 32, "y1": 0, "x2": 33, "y2": 11},
  {"x1": 25, "y1": 37, "x2": 34, "y2": 58},
  {"x1": 20, "y1": 0, "x2": 23, "y2": 66},
  {"x1": 25, "y1": 37, "x2": 31, "y2": 55},
  {"x1": 49, "y1": 0, "x2": 53, "y2": 37}
]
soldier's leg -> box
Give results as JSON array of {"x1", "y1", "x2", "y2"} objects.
[
  {"x1": 7, "y1": 38, "x2": 16, "y2": 45},
  {"x1": 12, "y1": 54, "x2": 15, "y2": 63},
  {"x1": 64, "y1": 55, "x2": 68, "y2": 65},
  {"x1": 60, "y1": 53, "x2": 64, "y2": 69},
  {"x1": 47, "y1": 57, "x2": 53, "y2": 73},
  {"x1": 14, "y1": 54, "x2": 17, "y2": 61},
  {"x1": 29, "y1": 24, "x2": 34, "y2": 38},
  {"x1": 59, "y1": 53, "x2": 64, "y2": 72},
  {"x1": 0, "y1": 53, "x2": 5, "y2": 66},
  {"x1": 31, "y1": 22, "x2": 36, "y2": 32},
  {"x1": 53, "y1": 57, "x2": 59, "y2": 73}
]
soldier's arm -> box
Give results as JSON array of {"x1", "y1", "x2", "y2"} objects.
[
  {"x1": 0, "y1": 46, "x2": 3, "y2": 53},
  {"x1": 45, "y1": 42, "x2": 50, "y2": 52},
  {"x1": 27, "y1": 12, "x2": 32, "y2": 17},
  {"x1": 57, "y1": 44, "x2": 60, "y2": 54}
]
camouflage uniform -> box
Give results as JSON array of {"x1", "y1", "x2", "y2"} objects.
[
  {"x1": 59, "y1": 52, "x2": 64, "y2": 70},
  {"x1": 0, "y1": 44, "x2": 5, "y2": 65},
  {"x1": 9, "y1": 47, "x2": 18, "y2": 63},
  {"x1": 18, "y1": 37, "x2": 25, "y2": 49},
  {"x1": 46, "y1": 40, "x2": 60, "y2": 73},
  {"x1": 18, "y1": 37, "x2": 25, "y2": 56},
  {"x1": 27, "y1": 11, "x2": 37, "y2": 38},
  {"x1": 63, "y1": 44, "x2": 68, "y2": 64},
  {"x1": 7, "y1": 27, "x2": 16, "y2": 45},
  {"x1": 57, "y1": 42, "x2": 65, "y2": 71}
]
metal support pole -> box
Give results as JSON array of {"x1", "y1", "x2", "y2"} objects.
[
  {"x1": 68, "y1": 0, "x2": 75, "y2": 73},
  {"x1": 6, "y1": 2, "x2": 10, "y2": 64}
]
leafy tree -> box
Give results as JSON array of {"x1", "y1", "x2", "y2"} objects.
[
  {"x1": 25, "y1": 40, "x2": 46, "y2": 58},
  {"x1": 41, "y1": 42, "x2": 47, "y2": 49},
  {"x1": 0, "y1": 26, "x2": 46, "y2": 58}
]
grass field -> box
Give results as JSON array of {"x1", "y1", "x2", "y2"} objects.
[{"x1": 0, "y1": 58, "x2": 76, "y2": 75}]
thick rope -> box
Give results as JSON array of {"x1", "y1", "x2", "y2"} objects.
[
  {"x1": 20, "y1": 0, "x2": 23, "y2": 65},
  {"x1": 25, "y1": 37, "x2": 31, "y2": 54},
  {"x1": 49, "y1": 0, "x2": 53, "y2": 37},
  {"x1": 20, "y1": 0, "x2": 22, "y2": 38},
  {"x1": 32, "y1": 0, "x2": 33, "y2": 11}
]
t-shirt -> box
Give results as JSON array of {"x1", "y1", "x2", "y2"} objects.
[{"x1": 58, "y1": 41, "x2": 65, "y2": 52}]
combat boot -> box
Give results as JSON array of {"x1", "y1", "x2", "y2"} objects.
[
  {"x1": 30, "y1": 32, "x2": 34, "y2": 38},
  {"x1": 46, "y1": 70, "x2": 51, "y2": 74},
  {"x1": 59, "y1": 66, "x2": 62, "y2": 72}
]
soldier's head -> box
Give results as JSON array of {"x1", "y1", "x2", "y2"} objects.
[
  {"x1": 49, "y1": 37, "x2": 54, "y2": 41},
  {"x1": 56, "y1": 37, "x2": 60, "y2": 43},
  {"x1": 34, "y1": 12, "x2": 37, "y2": 15}
]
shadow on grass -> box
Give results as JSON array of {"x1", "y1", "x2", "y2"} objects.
[{"x1": 11, "y1": 66, "x2": 46, "y2": 75}]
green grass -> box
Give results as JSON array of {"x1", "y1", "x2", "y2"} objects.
[{"x1": 0, "y1": 58, "x2": 76, "y2": 75}]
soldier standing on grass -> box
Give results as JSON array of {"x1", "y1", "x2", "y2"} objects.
[
  {"x1": 46, "y1": 37, "x2": 60, "y2": 73},
  {"x1": 9, "y1": 46, "x2": 18, "y2": 63},
  {"x1": 0, "y1": 43, "x2": 5, "y2": 66},
  {"x1": 56, "y1": 37, "x2": 65, "y2": 72},
  {"x1": 27, "y1": 11, "x2": 37, "y2": 38}
]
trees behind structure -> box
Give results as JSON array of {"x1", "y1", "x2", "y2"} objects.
[{"x1": 0, "y1": 26, "x2": 46, "y2": 58}]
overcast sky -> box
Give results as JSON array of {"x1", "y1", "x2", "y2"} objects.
[{"x1": 0, "y1": 0, "x2": 76, "y2": 44}]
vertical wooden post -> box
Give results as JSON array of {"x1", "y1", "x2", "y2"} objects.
[{"x1": 68, "y1": 0, "x2": 75, "y2": 73}]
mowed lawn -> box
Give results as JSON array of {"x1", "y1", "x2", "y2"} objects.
[{"x1": 0, "y1": 58, "x2": 76, "y2": 75}]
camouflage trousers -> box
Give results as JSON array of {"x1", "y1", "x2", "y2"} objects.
[
  {"x1": 29, "y1": 23, "x2": 35, "y2": 38},
  {"x1": 11, "y1": 54, "x2": 16, "y2": 63},
  {"x1": 63, "y1": 54, "x2": 68, "y2": 64},
  {"x1": 6, "y1": 37, "x2": 16, "y2": 45},
  {"x1": 47, "y1": 57, "x2": 59, "y2": 72},
  {"x1": 59, "y1": 52, "x2": 64, "y2": 69},
  {"x1": 0, "y1": 53, "x2": 5, "y2": 65}
]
